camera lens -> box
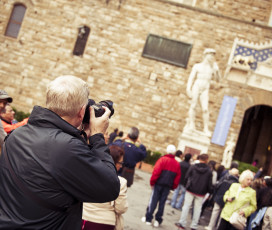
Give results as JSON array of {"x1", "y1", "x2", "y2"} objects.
[{"x1": 83, "y1": 99, "x2": 114, "y2": 124}]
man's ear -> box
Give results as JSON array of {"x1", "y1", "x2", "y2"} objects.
[{"x1": 79, "y1": 105, "x2": 86, "y2": 120}]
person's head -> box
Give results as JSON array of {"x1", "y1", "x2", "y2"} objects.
[
  {"x1": 114, "y1": 128, "x2": 118, "y2": 133},
  {"x1": 264, "y1": 177, "x2": 272, "y2": 188},
  {"x1": 239, "y1": 169, "x2": 254, "y2": 188},
  {"x1": 184, "y1": 153, "x2": 192, "y2": 162},
  {"x1": 46, "y1": 75, "x2": 89, "y2": 126},
  {"x1": 166, "y1": 144, "x2": 176, "y2": 155},
  {"x1": 109, "y1": 145, "x2": 125, "y2": 171},
  {"x1": 118, "y1": 131, "x2": 123, "y2": 137},
  {"x1": 217, "y1": 165, "x2": 225, "y2": 175},
  {"x1": 127, "y1": 127, "x2": 139, "y2": 141},
  {"x1": 0, "y1": 104, "x2": 15, "y2": 123},
  {"x1": 198, "y1": 153, "x2": 209, "y2": 163},
  {"x1": 252, "y1": 178, "x2": 265, "y2": 191},
  {"x1": 0, "y1": 90, "x2": 12, "y2": 113},
  {"x1": 229, "y1": 168, "x2": 239, "y2": 178},
  {"x1": 175, "y1": 150, "x2": 182, "y2": 158},
  {"x1": 230, "y1": 161, "x2": 239, "y2": 169},
  {"x1": 208, "y1": 160, "x2": 216, "y2": 171}
]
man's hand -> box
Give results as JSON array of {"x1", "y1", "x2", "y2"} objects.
[
  {"x1": 86, "y1": 106, "x2": 110, "y2": 137},
  {"x1": 238, "y1": 210, "x2": 245, "y2": 216},
  {"x1": 227, "y1": 197, "x2": 235, "y2": 202}
]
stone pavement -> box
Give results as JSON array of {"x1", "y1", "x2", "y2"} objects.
[{"x1": 123, "y1": 169, "x2": 212, "y2": 230}]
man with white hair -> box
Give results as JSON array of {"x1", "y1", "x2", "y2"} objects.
[
  {"x1": 142, "y1": 144, "x2": 181, "y2": 228},
  {"x1": 0, "y1": 75, "x2": 120, "y2": 229},
  {"x1": 184, "y1": 48, "x2": 221, "y2": 136}
]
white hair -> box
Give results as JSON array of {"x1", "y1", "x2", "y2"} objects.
[
  {"x1": 166, "y1": 145, "x2": 176, "y2": 154},
  {"x1": 239, "y1": 169, "x2": 254, "y2": 184},
  {"x1": 46, "y1": 75, "x2": 89, "y2": 117}
]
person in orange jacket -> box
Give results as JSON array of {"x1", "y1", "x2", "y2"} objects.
[{"x1": 0, "y1": 104, "x2": 28, "y2": 134}]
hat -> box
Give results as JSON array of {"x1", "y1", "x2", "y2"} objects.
[
  {"x1": 166, "y1": 145, "x2": 176, "y2": 154},
  {"x1": 0, "y1": 90, "x2": 12, "y2": 103},
  {"x1": 203, "y1": 48, "x2": 216, "y2": 55}
]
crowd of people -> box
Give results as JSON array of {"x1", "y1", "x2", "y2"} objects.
[
  {"x1": 0, "y1": 76, "x2": 272, "y2": 230},
  {"x1": 170, "y1": 154, "x2": 272, "y2": 230}
]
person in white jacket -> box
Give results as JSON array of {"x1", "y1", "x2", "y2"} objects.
[{"x1": 82, "y1": 145, "x2": 128, "y2": 230}]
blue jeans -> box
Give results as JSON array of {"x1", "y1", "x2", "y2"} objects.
[
  {"x1": 171, "y1": 184, "x2": 186, "y2": 209},
  {"x1": 145, "y1": 184, "x2": 170, "y2": 224}
]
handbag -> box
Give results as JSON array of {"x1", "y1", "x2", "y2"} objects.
[
  {"x1": 229, "y1": 211, "x2": 247, "y2": 230},
  {"x1": 229, "y1": 202, "x2": 250, "y2": 230}
]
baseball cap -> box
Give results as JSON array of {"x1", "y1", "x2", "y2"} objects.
[
  {"x1": 166, "y1": 145, "x2": 176, "y2": 154},
  {"x1": 0, "y1": 90, "x2": 13, "y2": 103}
]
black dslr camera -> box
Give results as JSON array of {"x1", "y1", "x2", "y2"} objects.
[{"x1": 83, "y1": 99, "x2": 114, "y2": 124}]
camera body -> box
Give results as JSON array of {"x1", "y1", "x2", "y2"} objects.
[{"x1": 83, "y1": 99, "x2": 114, "y2": 124}]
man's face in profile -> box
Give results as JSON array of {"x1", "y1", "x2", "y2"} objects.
[{"x1": 0, "y1": 100, "x2": 7, "y2": 113}]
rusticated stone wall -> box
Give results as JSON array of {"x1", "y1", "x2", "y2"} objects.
[{"x1": 0, "y1": 0, "x2": 272, "y2": 159}]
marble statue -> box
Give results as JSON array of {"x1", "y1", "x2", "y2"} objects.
[
  {"x1": 184, "y1": 48, "x2": 221, "y2": 136},
  {"x1": 221, "y1": 135, "x2": 236, "y2": 168}
]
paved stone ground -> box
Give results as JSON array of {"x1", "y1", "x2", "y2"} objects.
[{"x1": 123, "y1": 169, "x2": 212, "y2": 230}]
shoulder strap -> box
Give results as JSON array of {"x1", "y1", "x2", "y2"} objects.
[{"x1": 3, "y1": 144, "x2": 68, "y2": 212}]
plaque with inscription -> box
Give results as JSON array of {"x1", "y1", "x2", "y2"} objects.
[{"x1": 142, "y1": 34, "x2": 192, "y2": 68}]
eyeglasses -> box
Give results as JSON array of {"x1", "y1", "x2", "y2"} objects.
[{"x1": 117, "y1": 161, "x2": 124, "y2": 166}]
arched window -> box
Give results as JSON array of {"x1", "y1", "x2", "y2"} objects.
[{"x1": 5, "y1": 4, "x2": 26, "y2": 38}]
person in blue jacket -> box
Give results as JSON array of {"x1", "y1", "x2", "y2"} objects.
[{"x1": 112, "y1": 126, "x2": 147, "y2": 187}]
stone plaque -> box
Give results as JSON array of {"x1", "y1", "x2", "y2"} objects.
[{"x1": 142, "y1": 34, "x2": 192, "y2": 68}]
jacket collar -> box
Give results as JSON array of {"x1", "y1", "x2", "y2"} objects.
[{"x1": 28, "y1": 106, "x2": 83, "y2": 140}]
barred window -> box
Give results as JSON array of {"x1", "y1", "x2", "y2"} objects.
[
  {"x1": 5, "y1": 4, "x2": 26, "y2": 38},
  {"x1": 73, "y1": 26, "x2": 90, "y2": 57},
  {"x1": 142, "y1": 34, "x2": 192, "y2": 68}
]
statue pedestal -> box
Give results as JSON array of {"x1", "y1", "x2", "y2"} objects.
[{"x1": 178, "y1": 130, "x2": 211, "y2": 154}]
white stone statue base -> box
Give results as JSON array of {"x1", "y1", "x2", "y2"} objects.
[{"x1": 178, "y1": 129, "x2": 211, "y2": 154}]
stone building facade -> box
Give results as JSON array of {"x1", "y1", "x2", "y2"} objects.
[{"x1": 1, "y1": 0, "x2": 272, "y2": 168}]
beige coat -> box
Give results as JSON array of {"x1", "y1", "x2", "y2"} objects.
[
  {"x1": 262, "y1": 207, "x2": 272, "y2": 230},
  {"x1": 82, "y1": 176, "x2": 128, "y2": 227}
]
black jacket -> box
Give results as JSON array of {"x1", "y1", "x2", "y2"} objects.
[
  {"x1": 185, "y1": 163, "x2": 212, "y2": 195},
  {"x1": 213, "y1": 174, "x2": 239, "y2": 208},
  {"x1": 0, "y1": 106, "x2": 120, "y2": 229},
  {"x1": 179, "y1": 160, "x2": 190, "y2": 185}
]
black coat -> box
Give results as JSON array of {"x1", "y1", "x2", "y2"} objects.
[
  {"x1": 185, "y1": 163, "x2": 213, "y2": 195},
  {"x1": 179, "y1": 160, "x2": 190, "y2": 185},
  {"x1": 0, "y1": 106, "x2": 120, "y2": 229},
  {"x1": 213, "y1": 174, "x2": 239, "y2": 208}
]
